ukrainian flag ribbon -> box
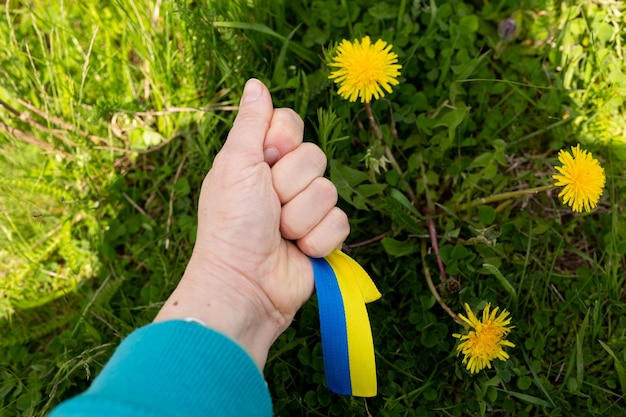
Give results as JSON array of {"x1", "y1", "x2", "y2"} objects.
[{"x1": 310, "y1": 249, "x2": 381, "y2": 397}]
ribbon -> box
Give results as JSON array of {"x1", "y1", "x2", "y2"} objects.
[{"x1": 310, "y1": 249, "x2": 381, "y2": 397}]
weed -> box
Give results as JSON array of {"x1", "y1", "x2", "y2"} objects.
[{"x1": 1, "y1": 1, "x2": 625, "y2": 416}]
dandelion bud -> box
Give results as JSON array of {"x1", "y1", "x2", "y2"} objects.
[{"x1": 498, "y1": 18, "x2": 517, "y2": 41}]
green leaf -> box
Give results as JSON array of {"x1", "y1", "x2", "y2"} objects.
[
  {"x1": 478, "y1": 205, "x2": 495, "y2": 224},
  {"x1": 368, "y1": 2, "x2": 397, "y2": 19},
  {"x1": 459, "y1": 15, "x2": 479, "y2": 33},
  {"x1": 173, "y1": 177, "x2": 190, "y2": 196},
  {"x1": 573, "y1": 310, "x2": 590, "y2": 392},
  {"x1": 381, "y1": 237, "x2": 419, "y2": 256},
  {"x1": 486, "y1": 385, "x2": 497, "y2": 404},
  {"x1": 454, "y1": 51, "x2": 490, "y2": 81},
  {"x1": 384, "y1": 196, "x2": 421, "y2": 234},
  {"x1": 212, "y1": 21, "x2": 316, "y2": 63},
  {"x1": 469, "y1": 152, "x2": 494, "y2": 169},
  {"x1": 517, "y1": 375, "x2": 532, "y2": 390},
  {"x1": 499, "y1": 389, "x2": 551, "y2": 408},
  {"x1": 271, "y1": 24, "x2": 302, "y2": 86},
  {"x1": 303, "y1": 390, "x2": 317, "y2": 406},
  {"x1": 330, "y1": 159, "x2": 370, "y2": 210},
  {"x1": 390, "y1": 188, "x2": 424, "y2": 219},
  {"x1": 450, "y1": 245, "x2": 469, "y2": 260},
  {"x1": 420, "y1": 323, "x2": 448, "y2": 348},
  {"x1": 485, "y1": 374, "x2": 501, "y2": 386},
  {"x1": 482, "y1": 263, "x2": 518, "y2": 303},
  {"x1": 142, "y1": 129, "x2": 163, "y2": 147},
  {"x1": 521, "y1": 349, "x2": 556, "y2": 407},
  {"x1": 433, "y1": 102, "x2": 469, "y2": 150},
  {"x1": 330, "y1": 160, "x2": 369, "y2": 186},
  {"x1": 356, "y1": 183, "x2": 387, "y2": 198},
  {"x1": 598, "y1": 340, "x2": 626, "y2": 393}
]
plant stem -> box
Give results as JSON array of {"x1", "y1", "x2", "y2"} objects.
[
  {"x1": 426, "y1": 216, "x2": 447, "y2": 283},
  {"x1": 363, "y1": 102, "x2": 418, "y2": 205},
  {"x1": 419, "y1": 163, "x2": 448, "y2": 282},
  {"x1": 364, "y1": 101, "x2": 449, "y2": 290},
  {"x1": 456, "y1": 184, "x2": 556, "y2": 211},
  {"x1": 345, "y1": 232, "x2": 388, "y2": 250},
  {"x1": 421, "y1": 241, "x2": 462, "y2": 325}
]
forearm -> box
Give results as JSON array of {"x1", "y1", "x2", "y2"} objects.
[{"x1": 48, "y1": 321, "x2": 272, "y2": 417}]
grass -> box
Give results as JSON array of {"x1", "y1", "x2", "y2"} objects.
[{"x1": 1, "y1": 0, "x2": 626, "y2": 416}]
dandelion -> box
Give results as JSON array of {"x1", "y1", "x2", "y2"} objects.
[
  {"x1": 452, "y1": 303, "x2": 515, "y2": 374},
  {"x1": 552, "y1": 144, "x2": 606, "y2": 212},
  {"x1": 328, "y1": 36, "x2": 401, "y2": 103}
]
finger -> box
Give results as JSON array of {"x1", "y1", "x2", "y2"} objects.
[
  {"x1": 272, "y1": 142, "x2": 327, "y2": 204},
  {"x1": 296, "y1": 207, "x2": 350, "y2": 258},
  {"x1": 262, "y1": 108, "x2": 304, "y2": 166},
  {"x1": 280, "y1": 177, "x2": 338, "y2": 240},
  {"x1": 220, "y1": 79, "x2": 274, "y2": 166}
]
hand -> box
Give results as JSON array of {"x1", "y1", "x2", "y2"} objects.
[{"x1": 154, "y1": 79, "x2": 350, "y2": 368}]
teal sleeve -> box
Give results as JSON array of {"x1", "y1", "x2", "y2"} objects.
[{"x1": 48, "y1": 320, "x2": 272, "y2": 417}]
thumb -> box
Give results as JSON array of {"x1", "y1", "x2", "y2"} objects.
[{"x1": 220, "y1": 78, "x2": 274, "y2": 165}]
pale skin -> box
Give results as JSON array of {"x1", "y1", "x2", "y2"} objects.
[{"x1": 154, "y1": 79, "x2": 350, "y2": 368}]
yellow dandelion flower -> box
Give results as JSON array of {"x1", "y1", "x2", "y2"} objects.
[
  {"x1": 328, "y1": 36, "x2": 401, "y2": 103},
  {"x1": 452, "y1": 303, "x2": 515, "y2": 374},
  {"x1": 552, "y1": 144, "x2": 606, "y2": 212}
]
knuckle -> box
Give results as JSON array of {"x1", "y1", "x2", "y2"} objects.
[
  {"x1": 279, "y1": 107, "x2": 304, "y2": 128},
  {"x1": 302, "y1": 143, "x2": 327, "y2": 172},
  {"x1": 273, "y1": 108, "x2": 304, "y2": 137},
  {"x1": 298, "y1": 236, "x2": 325, "y2": 258},
  {"x1": 314, "y1": 177, "x2": 338, "y2": 205},
  {"x1": 280, "y1": 212, "x2": 301, "y2": 240},
  {"x1": 333, "y1": 208, "x2": 351, "y2": 240}
]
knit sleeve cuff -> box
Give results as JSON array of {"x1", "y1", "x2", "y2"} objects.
[{"x1": 49, "y1": 320, "x2": 272, "y2": 417}]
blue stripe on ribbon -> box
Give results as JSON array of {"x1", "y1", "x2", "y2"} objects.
[{"x1": 310, "y1": 256, "x2": 352, "y2": 395}]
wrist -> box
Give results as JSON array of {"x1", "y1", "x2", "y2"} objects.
[{"x1": 154, "y1": 259, "x2": 286, "y2": 369}]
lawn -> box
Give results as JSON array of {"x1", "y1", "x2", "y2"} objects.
[{"x1": 1, "y1": 0, "x2": 626, "y2": 416}]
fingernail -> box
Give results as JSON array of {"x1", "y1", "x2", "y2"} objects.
[
  {"x1": 263, "y1": 147, "x2": 279, "y2": 166},
  {"x1": 242, "y1": 78, "x2": 264, "y2": 103}
]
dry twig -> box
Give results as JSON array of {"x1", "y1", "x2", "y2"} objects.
[{"x1": 0, "y1": 119, "x2": 57, "y2": 154}]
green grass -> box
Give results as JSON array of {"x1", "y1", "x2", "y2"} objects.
[{"x1": 1, "y1": 0, "x2": 626, "y2": 416}]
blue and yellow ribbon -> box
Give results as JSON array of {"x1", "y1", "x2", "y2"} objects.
[{"x1": 310, "y1": 250, "x2": 381, "y2": 397}]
